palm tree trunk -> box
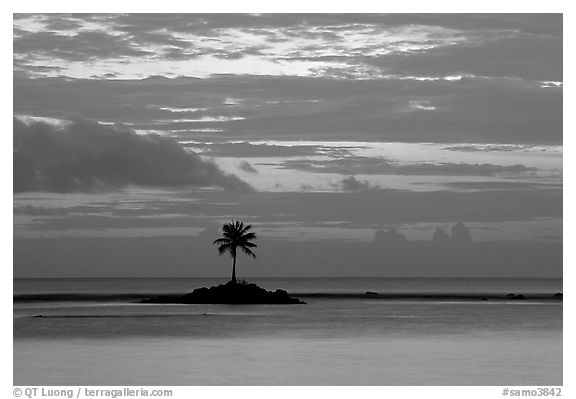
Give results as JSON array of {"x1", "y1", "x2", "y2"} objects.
[{"x1": 231, "y1": 249, "x2": 237, "y2": 284}]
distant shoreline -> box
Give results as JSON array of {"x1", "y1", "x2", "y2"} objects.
[
  {"x1": 13, "y1": 292, "x2": 562, "y2": 303},
  {"x1": 12, "y1": 277, "x2": 564, "y2": 280}
]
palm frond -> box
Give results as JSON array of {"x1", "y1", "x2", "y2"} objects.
[
  {"x1": 222, "y1": 224, "x2": 234, "y2": 235},
  {"x1": 241, "y1": 246, "x2": 256, "y2": 258},
  {"x1": 217, "y1": 243, "x2": 232, "y2": 255},
  {"x1": 241, "y1": 232, "x2": 256, "y2": 240}
]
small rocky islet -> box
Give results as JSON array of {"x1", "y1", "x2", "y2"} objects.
[{"x1": 140, "y1": 280, "x2": 305, "y2": 305}]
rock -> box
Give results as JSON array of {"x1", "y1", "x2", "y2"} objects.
[
  {"x1": 365, "y1": 291, "x2": 378, "y2": 296},
  {"x1": 553, "y1": 293, "x2": 563, "y2": 299},
  {"x1": 141, "y1": 280, "x2": 305, "y2": 305}
]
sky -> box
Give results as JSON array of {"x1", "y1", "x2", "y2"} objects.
[{"x1": 12, "y1": 13, "x2": 563, "y2": 278}]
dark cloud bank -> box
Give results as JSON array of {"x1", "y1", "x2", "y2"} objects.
[
  {"x1": 13, "y1": 118, "x2": 251, "y2": 193},
  {"x1": 14, "y1": 73, "x2": 563, "y2": 145}
]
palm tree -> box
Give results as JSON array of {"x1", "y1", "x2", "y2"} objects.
[{"x1": 213, "y1": 221, "x2": 257, "y2": 284}]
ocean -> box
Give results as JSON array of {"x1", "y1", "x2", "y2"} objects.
[{"x1": 13, "y1": 278, "x2": 562, "y2": 386}]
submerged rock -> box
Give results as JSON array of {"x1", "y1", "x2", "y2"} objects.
[{"x1": 141, "y1": 280, "x2": 305, "y2": 305}]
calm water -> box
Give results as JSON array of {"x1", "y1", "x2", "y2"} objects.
[{"x1": 13, "y1": 278, "x2": 563, "y2": 385}]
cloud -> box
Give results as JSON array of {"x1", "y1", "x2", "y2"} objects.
[
  {"x1": 299, "y1": 184, "x2": 316, "y2": 192},
  {"x1": 14, "y1": 185, "x2": 562, "y2": 240},
  {"x1": 431, "y1": 223, "x2": 474, "y2": 244},
  {"x1": 223, "y1": 188, "x2": 562, "y2": 224},
  {"x1": 14, "y1": 14, "x2": 562, "y2": 85},
  {"x1": 373, "y1": 227, "x2": 407, "y2": 245},
  {"x1": 282, "y1": 157, "x2": 539, "y2": 177},
  {"x1": 433, "y1": 227, "x2": 450, "y2": 243},
  {"x1": 13, "y1": 14, "x2": 561, "y2": 83},
  {"x1": 451, "y1": 222, "x2": 473, "y2": 243},
  {"x1": 13, "y1": 117, "x2": 252, "y2": 193},
  {"x1": 442, "y1": 144, "x2": 546, "y2": 152},
  {"x1": 185, "y1": 141, "x2": 353, "y2": 158},
  {"x1": 14, "y1": 74, "x2": 562, "y2": 145},
  {"x1": 14, "y1": 30, "x2": 152, "y2": 62},
  {"x1": 335, "y1": 176, "x2": 380, "y2": 192},
  {"x1": 14, "y1": 205, "x2": 74, "y2": 216},
  {"x1": 227, "y1": 75, "x2": 561, "y2": 144},
  {"x1": 438, "y1": 182, "x2": 561, "y2": 190},
  {"x1": 374, "y1": 32, "x2": 562, "y2": 81},
  {"x1": 238, "y1": 160, "x2": 258, "y2": 173}
]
